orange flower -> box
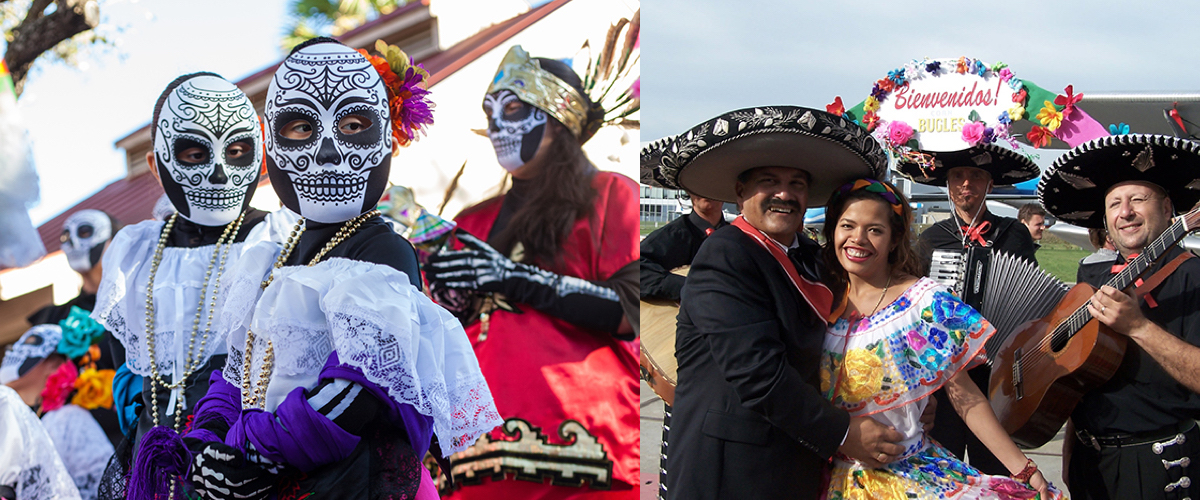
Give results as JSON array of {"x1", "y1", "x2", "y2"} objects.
[{"x1": 71, "y1": 368, "x2": 115, "y2": 410}]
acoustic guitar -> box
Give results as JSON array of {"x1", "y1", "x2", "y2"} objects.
[
  {"x1": 989, "y1": 206, "x2": 1200, "y2": 448},
  {"x1": 639, "y1": 266, "x2": 688, "y2": 406}
]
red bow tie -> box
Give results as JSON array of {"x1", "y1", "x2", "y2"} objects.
[{"x1": 961, "y1": 221, "x2": 991, "y2": 246}]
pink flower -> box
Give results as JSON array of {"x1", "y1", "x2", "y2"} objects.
[
  {"x1": 906, "y1": 330, "x2": 928, "y2": 351},
  {"x1": 961, "y1": 121, "x2": 986, "y2": 145},
  {"x1": 630, "y1": 78, "x2": 640, "y2": 100},
  {"x1": 987, "y1": 477, "x2": 1040, "y2": 498},
  {"x1": 998, "y1": 68, "x2": 1014, "y2": 82},
  {"x1": 887, "y1": 120, "x2": 914, "y2": 147},
  {"x1": 41, "y1": 362, "x2": 78, "y2": 412}
]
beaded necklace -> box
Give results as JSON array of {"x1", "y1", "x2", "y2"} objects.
[
  {"x1": 143, "y1": 211, "x2": 246, "y2": 431},
  {"x1": 241, "y1": 210, "x2": 381, "y2": 409}
]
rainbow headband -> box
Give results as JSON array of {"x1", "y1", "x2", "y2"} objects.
[
  {"x1": 487, "y1": 45, "x2": 588, "y2": 138},
  {"x1": 832, "y1": 178, "x2": 904, "y2": 216}
]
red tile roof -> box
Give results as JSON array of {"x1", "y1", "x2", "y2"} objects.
[
  {"x1": 36, "y1": 0, "x2": 571, "y2": 251},
  {"x1": 37, "y1": 171, "x2": 163, "y2": 250}
]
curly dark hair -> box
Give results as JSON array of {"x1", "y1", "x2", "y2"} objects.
[{"x1": 820, "y1": 179, "x2": 921, "y2": 299}]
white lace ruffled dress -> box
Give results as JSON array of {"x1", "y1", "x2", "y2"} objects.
[
  {"x1": 221, "y1": 240, "x2": 502, "y2": 456},
  {"x1": 91, "y1": 213, "x2": 285, "y2": 383},
  {"x1": 40, "y1": 404, "x2": 113, "y2": 500},
  {"x1": 0, "y1": 386, "x2": 81, "y2": 500}
]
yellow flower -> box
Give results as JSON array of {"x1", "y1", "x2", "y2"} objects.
[
  {"x1": 1036, "y1": 100, "x2": 1063, "y2": 131},
  {"x1": 72, "y1": 368, "x2": 114, "y2": 410},
  {"x1": 839, "y1": 348, "x2": 883, "y2": 403},
  {"x1": 864, "y1": 96, "x2": 880, "y2": 113},
  {"x1": 1008, "y1": 105, "x2": 1025, "y2": 122}
]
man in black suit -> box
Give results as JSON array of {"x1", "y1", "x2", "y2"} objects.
[{"x1": 649, "y1": 106, "x2": 902, "y2": 500}]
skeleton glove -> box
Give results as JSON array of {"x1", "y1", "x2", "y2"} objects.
[
  {"x1": 426, "y1": 231, "x2": 623, "y2": 333},
  {"x1": 189, "y1": 442, "x2": 277, "y2": 500}
]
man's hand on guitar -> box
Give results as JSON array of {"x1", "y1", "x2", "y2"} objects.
[
  {"x1": 1088, "y1": 285, "x2": 1151, "y2": 336},
  {"x1": 839, "y1": 417, "x2": 904, "y2": 468}
]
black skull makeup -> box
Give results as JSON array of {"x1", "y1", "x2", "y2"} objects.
[
  {"x1": 485, "y1": 89, "x2": 546, "y2": 172},
  {"x1": 60, "y1": 209, "x2": 112, "y2": 273},
  {"x1": 154, "y1": 75, "x2": 261, "y2": 226},
  {"x1": 265, "y1": 41, "x2": 392, "y2": 223}
]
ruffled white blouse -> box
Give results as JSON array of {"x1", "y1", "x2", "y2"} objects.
[
  {"x1": 92, "y1": 210, "x2": 298, "y2": 383},
  {"x1": 0, "y1": 386, "x2": 81, "y2": 500},
  {"x1": 221, "y1": 240, "x2": 502, "y2": 456}
]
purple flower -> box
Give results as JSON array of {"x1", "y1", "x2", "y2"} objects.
[
  {"x1": 982, "y1": 127, "x2": 995, "y2": 144},
  {"x1": 925, "y1": 61, "x2": 941, "y2": 74}
]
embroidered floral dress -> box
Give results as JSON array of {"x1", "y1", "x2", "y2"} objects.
[{"x1": 820, "y1": 277, "x2": 1063, "y2": 500}]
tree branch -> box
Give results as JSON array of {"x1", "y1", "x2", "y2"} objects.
[{"x1": 4, "y1": 0, "x2": 99, "y2": 96}]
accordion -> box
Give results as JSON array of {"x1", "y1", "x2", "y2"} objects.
[{"x1": 929, "y1": 247, "x2": 1069, "y2": 364}]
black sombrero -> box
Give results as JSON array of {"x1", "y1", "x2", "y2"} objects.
[
  {"x1": 650, "y1": 106, "x2": 888, "y2": 204},
  {"x1": 640, "y1": 134, "x2": 680, "y2": 189},
  {"x1": 1038, "y1": 134, "x2": 1200, "y2": 228},
  {"x1": 895, "y1": 142, "x2": 1039, "y2": 187}
]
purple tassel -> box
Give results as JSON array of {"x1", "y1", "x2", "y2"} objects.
[{"x1": 128, "y1": 426, "x2": 190, "y2": 500}]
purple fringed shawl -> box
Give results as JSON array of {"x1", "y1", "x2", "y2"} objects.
[{"x1": 222, "y1": 352, "x2": 434, "y2": 472}]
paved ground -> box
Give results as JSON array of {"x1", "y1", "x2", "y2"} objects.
[{"x1": 640, "y1": 381, "x2": 1066, "y2": 499}]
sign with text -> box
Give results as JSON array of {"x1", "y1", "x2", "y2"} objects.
[{"x1": 876, "y1": 60, "x2": 1016, "y2": 152}]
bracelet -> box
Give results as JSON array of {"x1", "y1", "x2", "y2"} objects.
[{"x1": 1011, "y1": 458, "x2": 1038, "y2": 483}]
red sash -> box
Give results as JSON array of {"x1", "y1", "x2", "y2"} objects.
[{"x1": 732, "y1": 216, "x2": 833, "y2": 324}]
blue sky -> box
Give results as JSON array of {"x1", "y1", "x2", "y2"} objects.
[{"x1": 14, "y1": 0, "x2": 290, "y2": 225}]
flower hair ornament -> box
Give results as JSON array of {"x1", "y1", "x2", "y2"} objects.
[
  {"x1": 832, "y1": 178, "x2": 905, "y2": 217},
  {"x1": 357, "y1": 40, "x2": 435, "y2": 149}
]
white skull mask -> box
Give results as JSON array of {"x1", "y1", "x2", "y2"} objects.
[
  {"x1": 265, "y1": 41, "x2": 392, "y2": 224},
  {"x1": 485, "y1": 90, "x2": 546, "y2": 172},
  {"x1": 60, "y1": 209, "x2": 113, "y2": 273},
  {"x1": 0, "y1": 324, "x2": 62, "y2": 384},
  {"x1": 153, "y1": 75, "x2": 261, "y2": 226}
]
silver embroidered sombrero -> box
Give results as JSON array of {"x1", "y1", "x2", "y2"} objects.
[
  {"x1": 1038, "y1": 134, "x2": 1200, "y2": 228},
  {"x1": 640, "y1": 134, "x2": 680, "y2": 189},
  {"x1": 648, "y1": 106, "x2": 888, "y2": 204}
]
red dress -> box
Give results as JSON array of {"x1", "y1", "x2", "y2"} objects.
[{"x1": 443, "y1": 171, "x2": 640, "y2": 499}]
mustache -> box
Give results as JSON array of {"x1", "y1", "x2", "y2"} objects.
[{"x1": 761, "y1": 198, "x2": 802, "y2": 212}]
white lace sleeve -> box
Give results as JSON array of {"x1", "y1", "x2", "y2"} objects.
[
  {"x1": 40, "y1": 405, "x2": 113, "y2": 500},
  {"x1": 0, "y1": 387, "x2": 82, "y2": 500},
  {"x1": 242, "y1": 258, "x2": 502, "y2": 457}
]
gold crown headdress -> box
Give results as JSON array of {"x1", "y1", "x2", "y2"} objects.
[{"x1": 487, "y1": 45, "x2": 590, "y2": 139}]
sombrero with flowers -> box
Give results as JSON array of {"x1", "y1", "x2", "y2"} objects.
[
  {"x1": 835, "y1": 57, "x2": 1112, "y2": 187},
  {"x1": 897, "y1": 143, "x2": 1040, "y2": 187},
  {"x1": 1038, "y1": 134, "x2": 1200, "y2": 228},
  {"x1": 649, "y1": 106, "x2": 888, "y2": 204}
]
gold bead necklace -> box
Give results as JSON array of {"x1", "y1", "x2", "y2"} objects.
[
  {"x1": 143, "y1": 211, "x2": 246, "y2": 431},
  {"x1": 241, "y1": 210, "x2": 381, "y2": 409}
]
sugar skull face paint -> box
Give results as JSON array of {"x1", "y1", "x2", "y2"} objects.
[
  {"x1": 60, "y1": 209, "x2": 112, "y2": 273},
  {"x1": 484, "y1": 90, "x2": 546, "y2": 172},
  {"x1": 154, "y1": 75, "x2": 261, "y2": 226},
  {"x1": 0, "y1": 324, "x2": 62, "y2": 384},
  {"x1": 265, "y1": 41, "x2": 392, "y2": 223}
]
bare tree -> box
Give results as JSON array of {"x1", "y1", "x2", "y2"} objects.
[{"x1": 3, "y1": 0, "x2": 100, "y2": 96}]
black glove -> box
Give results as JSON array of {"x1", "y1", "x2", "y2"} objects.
[
  {"x1": 189, "y1": 442, "x2": 276, "y2": 500},
  {"x1": 427, "y1": 231, "x2": 624, "y2": 333}
]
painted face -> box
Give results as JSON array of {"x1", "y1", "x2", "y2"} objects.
[
  {"x1": 265, "y1": 42, "x2": 391, "y2": 224},
  {"x1": 60, "y1": 209, "x2": 112, "y2": 273},
  {"x1": 0, "y1": 324, "x2": 61, "y2": 385},
  {"x1": 484, "y1": 90, "x2": 546, "y2": 172},
  {"x1": 154, "y1": 75, "x2": 261, "y2": 226},
  {"x1": 834, "y1": 198, "x2": 896, "y2": 282},
  {"x1": 735, "y1": 167, "x2": 810, "y2": 245}
]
